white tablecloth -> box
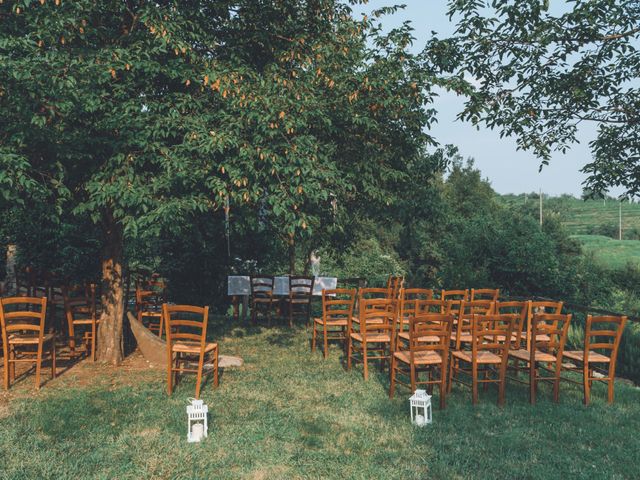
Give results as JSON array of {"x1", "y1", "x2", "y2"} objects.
[{"x1": 227, "y1": 276, "x2": 337, "y2": 296}]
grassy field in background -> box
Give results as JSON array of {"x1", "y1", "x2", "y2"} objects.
[
  {"x1": 2, "y1": 318, "x2": 640, "y2": 479},
  {"x1": 573, "y1": 235, "x2": 640, "y2": 269},
  {"x1": 501, "y1": 194, "x2": 640, "y2": 269}
]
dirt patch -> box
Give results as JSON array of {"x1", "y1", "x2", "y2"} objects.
[{"x1": 0, "y1": 347, "x2": 160, "y2": 405}]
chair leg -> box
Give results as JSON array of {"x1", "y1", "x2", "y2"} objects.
[
  {"x1": 471, "y1": 362, "x2": 478, "y2": 405},
  {"x1": 69, "y1": 336, "x2": 77, "y2": 359},
  {"x1": 347, "y1": 337, "x2": 352, "y2": 371},
  {"x1": 311, "y1": 321, "x2": 317, "y2": 353},
  {"x1": 410, "y1": 363, "x2": 416, "y2": 393},
  {"x1": 323, "y1": 327, "x2": 329, "y2": 359},
  {"x1": 583, "y1": 364, "x2": 591, "y2": 406},
  {"x1": 530, "y1": 362, "x2": 536, "y2": 405},
  {"x1": 389, "y1": 356, "x2": 396, "y2": 398},
  {"x1": 447, "y1": 356, "x2": 455, "y2": 394},
  {"x1": 195, "y1": 354, "x2": 204, "y2": 399},
  {"x1": 167, "y1": 353, "x2": 173, "y2": 395},
  {"x1": 440, "y1": 364, "x2": 447, "y2": 409},
  {"x1": 9, "y1": 348, "x2": 15, "y2": 383},
  {"x1": 2, "y1": 350, "x2": 9, "y2": 390},
  {"x1": 35, "y1": 344, "x2": 43, "y2": 390},
  {"x1": 362, "y1": 343, "x2": 369, "y2": 381}
]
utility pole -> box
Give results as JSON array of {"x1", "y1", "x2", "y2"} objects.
[
  {"x1": 619, "y1": 199, "x2": 622, "y2": 241},
  {"x1": 539, "y1": 188, "x2": 543, "y2": 226}
]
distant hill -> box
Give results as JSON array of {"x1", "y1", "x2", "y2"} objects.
[
  {"x1": 499, "y1": 194, "x2": 640, "y2": 269},
  {"x1": 499, "y1": 194, "x2": 640, "y2": 236}
]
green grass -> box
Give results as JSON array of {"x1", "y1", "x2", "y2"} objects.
[
  {"x1": 500, "y1": 194, "x2": 640, "y2": 270},
  {"x1": 572, "y1": 234, "x2": 640, "y2": 269},
  {"x1": 500, "y1": 194, "x2": 640, "y2": 236},
  {"x1": 2, "y1": 318, "x2": 640, "y2": 479}
]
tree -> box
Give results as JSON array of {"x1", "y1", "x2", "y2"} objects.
[
  {"x1": 1, "y1": 1, "x2": 441, "y2": 363},
  {"x1": 431, "y1": 0, "x2": 640, "y2": 196}
]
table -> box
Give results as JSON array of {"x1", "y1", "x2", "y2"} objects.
[{"x1": 228, "y1": 275, "x2": 338, "y2": 320}]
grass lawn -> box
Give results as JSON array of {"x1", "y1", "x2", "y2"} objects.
[
  {"x1": 1, "y1": 317, "x2": 640, "y2": 479},
  {"x1": 573, "y1": 234, "x2": 640, "y2": 269}
]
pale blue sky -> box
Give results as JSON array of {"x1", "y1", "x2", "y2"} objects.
[{"x1": 351, "y1": 1, "x2": 607, "y2": 197}]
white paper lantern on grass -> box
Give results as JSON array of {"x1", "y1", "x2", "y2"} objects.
[
  {"x1": 187, "y1": 398, "x2": 208, "y2": 442},
  {"x1": 409, "y1": 389, "x2": 432, "y2": 426}
]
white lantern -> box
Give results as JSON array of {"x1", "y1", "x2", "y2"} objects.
[
  {"x1": 409, "y1": 389, "x2": 432, "y2": 426},
  {"x1": 187, "y1": 398, "x2": 209, "y2": 442}
]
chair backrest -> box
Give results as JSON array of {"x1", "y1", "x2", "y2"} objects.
[
  {"x1": 250, "y1": 275, "x2": 274, "y2": 297},
  {"x1": 528, "y1": 300, "x2": 563, "y2": 322},
  {"x1": 358, "y1": 298, "x2": 395, "y2": 339},
  {"x1": 526, "y1": 300, "x2": 563, "y2": 348},
  {"x1": 470, "y1": 314, "x2": 515, "y2": 361},
  {"x1": 322, "y1": 289, "x2": 356, "y2": 324},
  {"x1": 0, "y1": 297, "x2": 48, "y2": 346},
  {"x1": 471, "y1": 288, "x2": 500, "y2": 302},
  {"x1": 397, "y1": 288, "x2": 434, "y2": 331},
  {"x1": 63, "y1": 284, "x2": 97, "y2": 335},
  {"x1": 408, "y1": 313, "x2": 453, "y2": 359},
  {"x1": 531, "y1": 313, "x2": 572, "y2": 357},
  {"x1": 495, "y1": 301, "x2": 528, "y2": 349},
  {"x1": 453, "y1": 300, "x2": 495, "y2": 349},
  {"x1": 359, "y1": 287, "x2": 392, "y2": 300},
  {"x1": 289, "y1": 276, "x2": 314, "y2": 298},
  {"x1": 583, "y1": 315, "x2": 627, "y2": 364},
  {"x1": 416, "y1": 298, "x2": 453, "y2": 315},
  {"x1": 441, "y1": 289, "x2": 469, "y2": 313},
  {"x1": 163, "y1": 304, "x2": 210, "y2": 352}
]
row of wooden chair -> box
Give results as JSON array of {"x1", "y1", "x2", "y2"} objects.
[{"x1": 311, "y1": 287, "x2": 627, "y2": 407}]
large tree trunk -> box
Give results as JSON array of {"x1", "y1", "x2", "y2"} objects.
[{"x1": 96, "y1": 214, "x2": 125, "y2": 365}]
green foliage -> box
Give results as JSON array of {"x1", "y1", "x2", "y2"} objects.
[
  {"x1": 435, "y1": 0, "x2": 640, "y2": 196},
  {"x1": 319, "y1": 237, "x2": 406, "y2": 286}
]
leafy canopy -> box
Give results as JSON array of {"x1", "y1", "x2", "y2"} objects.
[
  {"x1": 431, "y1": 0, "x2": 640, "y2": 196},
  {"x1": 0, "y1": 0, "x2": 439, "y2": 252}
]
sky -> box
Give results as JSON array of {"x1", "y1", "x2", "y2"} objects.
[{"x1": 350, "y1": 0, "x2": 608, "y2": 197}]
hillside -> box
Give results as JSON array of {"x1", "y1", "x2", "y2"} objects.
[
  {"x1": 500, "y1": 194, "x2": 640, "y2": 236},
  {"x1": 500, "y1": 194, "x2": 640, "y2": 269}
]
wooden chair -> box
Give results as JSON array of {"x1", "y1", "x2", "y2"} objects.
[
  {"x1": 508, "y1": 313, "x2": 572, "y2": 404},
  {"x1": 389, "y1": 313, "x2": 453, "y2": 407},
  {"x1": 164, "y1": 304, "x2": 218, "y2": 399},
  {"x1": 494, "y1": 301, "x2": 528, "y2": 349},
  {"x1": 397, "y1": 298, "x2": 450, "y2": 350},
  {"x1": 562, "y1": 315, "x2": 627, "y2": 405},
  {"x1": 136, "y1": 279, "x2": 166, "y2": 337},
  {"x1": 352, "y1": 287, "x2": 394, "y2": 327},
  {"x1": 396, "y1": 288, "x2": 434, "y2": 340},
  {"x1": 0, "y1": 296, "x2": 56, "y2": 390},
  {"x1": 449, "y1": 314, "x2": 515, "y2": 405},
  {"x1": 524, "y1": 300, "x2": 563, "y2": 350},
  {"x1": 63, "y1": 284, "x2": 99, "y2": 361},
  {"x1": 311, "y1": 289, "x2": 356, "y2": 358},
  {"x1": 450, "y1": 299, "x2": 495, "y2": 351},
  {"x1": 471, "y1": 288, "x2": 500, "y2": 302},
  {"x1": 284, "y1": 276, "x2": 314, "y2": 327},
  {"x1": 250, "y1": 275, "x2": 276, "y2": 324},
  {"x1": 441, "y1": 289, "x2": 469, "y2": 315},
  {"x1": 347, "y1": 298, "x2": 395, "y2": 380}
]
